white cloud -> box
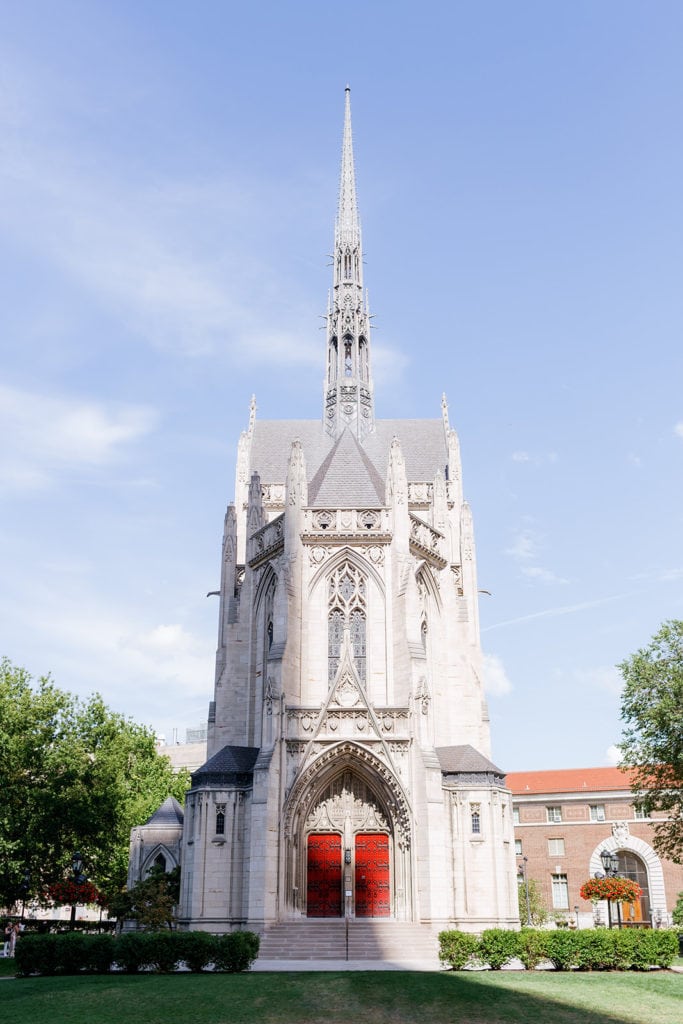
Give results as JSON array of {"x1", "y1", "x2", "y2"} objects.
[
  {"x1": 511, "y1": 451, "x2": 558, "y2": 466},
  {"x1": 506, "y1": 529, "x2": 538, "y2": 561},
  {"x1": 675, "y1": 422, "x2": 683, "y2": 440},
  {"x1": 521, "y1": 566, "x2": 569, "y2": 585},
  {"x1": 0, "y1": 384, "x2": 157, "y2": 490},
  {"x1": 605, "y1": 744, "x2": 622, "y2": 766},
  {"x1": 482, "y1": 653, "x2": 513, "y2": 696},
  {"x1": 573, "y1": 666, "x2": 623, "y2": 696}
]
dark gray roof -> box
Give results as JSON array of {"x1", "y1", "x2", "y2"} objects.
[
  {"x1": 249, "y1": 417, "x2": 448, "y2": 506},
  {"x1": 436, "y1": 744, "x2": 504, "y2": 776},
  {"x1": 191, "y1": 744, "x2": 260, "y2": 789},
  {"x1": 144, "y1": 795, "x2": 184, "y2": 827},
  {"x1": 309, "y1": 429, "x2": 385, "y2": 506}
]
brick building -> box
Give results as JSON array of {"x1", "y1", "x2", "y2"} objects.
[{"x1": 508, "y1": 767, "x2": 683, "y2": 928}]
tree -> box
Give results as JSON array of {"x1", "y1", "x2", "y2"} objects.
[
  {"x1": 618, "y1": 620, "x2": 683, "y2": 863},
  {"x1": 111, "y1": 865, "x2": 181, "y2": 930},
  {"x1": 517, "y1": 878, "x2": 549, "y2": 927},
  {"x1": 0, "y1": 658, "x2": 189, "y2": 910}
]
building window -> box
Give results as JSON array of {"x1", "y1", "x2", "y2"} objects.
[
  {"x1": 515, "y1": 839, "x2": 523, "y2": 856},
  {"x1": 589, "y1": 804, "x2": 606, "y2": 822},
  {"x1": 546, "y1": 806, "x2": 562, "y2": 823},
  {"x1": 512, "y1": 807, "x2": 520, "y2": 825},
  {"x1": 215, "y1": 805, "x2": 226, "y2": 836},
  {"x1": 551, "y1": 873, "x2": 569, "y2": 909},
  {"x1": 634, "y1": 804, "x2": 650, "y2": 820},
  {"x1": 470, "y1": 804, "x2": 481, "y2": 835},
  {"x1": 328, "y1": 561, "x2": 367, "y2": 684},
  {"x1": 548, "y1": 838, "x2": 565, "y2": 857}
]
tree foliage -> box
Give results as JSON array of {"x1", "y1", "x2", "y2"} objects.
[
  {"x1": 110, "y1": 865, "x2": 181, "y2": 930},
  {"x1": 618, "y1": 619, "x2": 683, "y2": 863},
  {"x1": 0, "y1": 658, "x2": 189, "y2": 910},
  {"x1": 517, "y1": 878, "x2": 549, "y2": 926}
]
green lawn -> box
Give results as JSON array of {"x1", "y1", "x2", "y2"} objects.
[{"x1": 1, "y1": 970, "x2": 681, "y2": 1024}]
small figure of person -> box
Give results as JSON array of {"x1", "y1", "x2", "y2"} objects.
[
  {"x1": 2, "y1": 922, "x2": 12, "y2": 957},
  {"x1": 9, "y1": 921, "x2": 20, "y2": 957}
]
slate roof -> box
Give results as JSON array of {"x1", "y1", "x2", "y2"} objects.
[
  {"x1": 144, "y1": 795, "x2": 184, "y2": 827},
  {"x1": 249, "y1": 417, "x2": 448, "y2": 507},
  {"x1": 191, "y1": 744, "x2": 260, "y2": 788},
  {"x1": 435, "y1": 744, "x2": 505, "y2": 776},
  {"x1": 506, "y1": 766, "x2": 636, "y2": 796}
]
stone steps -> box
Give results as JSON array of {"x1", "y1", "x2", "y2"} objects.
[{"x1": 258, "y1": 920, "x2": 439, "y2": 961}]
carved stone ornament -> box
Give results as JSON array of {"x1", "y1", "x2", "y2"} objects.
[{"x1": 612, "y1": 821, "x2": 630, "y2": 843}]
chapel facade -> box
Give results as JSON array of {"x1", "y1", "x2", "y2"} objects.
[{"x1": 130, "y1": 90, "x2": 519, "y2": 934}]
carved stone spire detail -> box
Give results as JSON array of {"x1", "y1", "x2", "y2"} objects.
[{"x1": 323, "y1": 87, "x2": 374, "y2": 441}]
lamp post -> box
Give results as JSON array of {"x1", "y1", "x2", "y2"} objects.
[
  {"x1": 574, "y1": 904, "x2": 580, "y2": 930},
  {"x1": 518, "y1": 855, "x2": 531, "y2": 926},
  {"x1": 597, "y1": 849, "x2": 622, "y2": 930},
  {"x1": 18, "y1": 871, "x2": 30, "y2": 922},
  {"x1": 70, "y1": 852, "x2": 86, "y2": 930}
]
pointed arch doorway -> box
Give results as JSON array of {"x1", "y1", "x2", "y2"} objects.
[{"x1": 284, "y1": 746, "x2": 412, "y2": 920}]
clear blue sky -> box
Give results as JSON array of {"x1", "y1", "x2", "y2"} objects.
[{"x1": 1, "y1": 1, "x2": 682, "y2": 769}]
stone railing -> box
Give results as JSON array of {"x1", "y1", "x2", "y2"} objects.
[
  {"x1": 408, "y1": 513, "x2": 447, "y2": 567},
  {"x1": 248, "y1": 513, "x2": 285, "y2": 566},
  {"x1": 302, "y1": 508, "x2": 391, "y2": 537}
]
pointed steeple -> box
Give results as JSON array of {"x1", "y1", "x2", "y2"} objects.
[{"x1": 324, "y1": 87, "x2": 374, "y2": 441}]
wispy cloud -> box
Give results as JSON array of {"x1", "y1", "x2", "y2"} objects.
[
  {"x1": 675, "y1": 422, "x2": 683, "y2": 440},
  {"x1": 482, "y1": 653, "x2": 513, "y2": 696},
  {"x1": 605, "y1": 744, "x2": 622, "y2": 766},
  {"x1": 482, "y1": 592, "x2": 633, "y2": 632},
  {"x1": 506, "y1": 527, "x2": 568, "y2": 585},
  {"x1": 521, "y1": 566, "x2": 568, "y2": 585},
  {"x1": 0, "y1": 384, "x2": 157, "y2": 490},
  {"x1": 511, "y1": 451, "x2": 558, "y2": 466},
  {"x1": 573, "y1": 666, "x2": 623, "y2": 696}
]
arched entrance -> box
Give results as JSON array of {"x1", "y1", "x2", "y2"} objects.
[
  {"x1": 617, "y1": 850, "x2": 651, "y2": 925},
  {"x1": 283, "y1": 743, "x2": 412, "y2": 920}
]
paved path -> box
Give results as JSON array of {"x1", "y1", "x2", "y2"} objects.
[{"x1": 252, "y1": 958, "x2": 443, "y2": 971}]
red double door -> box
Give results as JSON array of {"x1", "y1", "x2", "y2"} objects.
[{"x1": 307, "y1": 832, "x2": 390, "y2": 918}]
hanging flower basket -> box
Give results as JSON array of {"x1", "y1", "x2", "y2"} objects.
[
  {"x1": 46, "y1": 879, "x2": 103, "y2": 907},
  {"x1": 579, "y1": 877, "x2": 642, "y2": 904}
]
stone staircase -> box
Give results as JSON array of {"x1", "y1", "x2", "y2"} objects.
[{"x1": 258, "y1": 920, "x2": 439, "y2": 962}]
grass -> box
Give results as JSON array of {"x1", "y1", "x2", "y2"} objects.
[{"x1": 1, "y1": 970, "x2": 681, "y2": 1024}]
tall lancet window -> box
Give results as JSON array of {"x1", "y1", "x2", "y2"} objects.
[
  {"x1": 329, "y1": 337, "x2": 338, "y2": 381},
  {"x1": 327, "y1": 561, "x2": 366, "y2": 684}
]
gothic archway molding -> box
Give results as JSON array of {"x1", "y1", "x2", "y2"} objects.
[
  {"x1": 309, "y1": 545, "x2": 385, "y2": 599},
  {"x1": 141, "y1": 843, "x2": 179, "y2": 878},
  {"x1": 284, "y1": 741, "x2": 412, "y2": 848}
]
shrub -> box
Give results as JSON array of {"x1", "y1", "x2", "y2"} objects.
[
  {"x1": 438, "y1": 930, "x2": 480, "y2": 970},
  {"x1": 177, "y1": 931, "x2": 216, "y2": 972},
  {"x1": 517, "y1": 927, "x2": 547, "y2": 970},
  {"x1": 55, "y1": 932, "x2": 87, "y2": 974},
  {"x1": 15, "y1": 934, "x2": 59, "y2": 976},
  {"x1": 213, "y1": 931, "x2": 260, "y2": 973},
  {"x1": 478, "y1": 928, "x2": 519, "y2": 970},
  {"x1": 575, "y1": 929, "x2": 617, "y2": 971},
  {"x1": 113, "y1": 931, "x2": 158, "y2": 973},
  {"x1": 653, "y1": 929, "x2": 679, "y2": 968},
  {"x1": 82, "y1": 934, "x2": 115, "y2": 973},
  {"x1": 544, "y1": 929, "x2": 579, "y2": 971},
  {"x1": 149, "y1": 931, "x2": 181, "y2": 972}
]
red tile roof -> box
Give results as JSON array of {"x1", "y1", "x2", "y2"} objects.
[{"x1": 506, "y1": 766, "x2": 637, "y2": 796}]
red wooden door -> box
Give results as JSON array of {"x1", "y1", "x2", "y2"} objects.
[
  {"x1": 355, "y1": 833, "x2": 390, "y2": 917},
  {"x1": 307, "y1": 833, "x2": 342, "y2": 917}
]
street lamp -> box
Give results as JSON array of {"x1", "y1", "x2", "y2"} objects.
[
  {"x1": 517, "y1": 855, "x2": 531, "y2": 926},
  {"x1": 18, "y1": 871, "x2": 30, "y2": 922},
  {"x1": 69, "y1": 852, "x2": 87, "y2": 930},
  {"x1": 597, "y1": 849, "x2": 622, "y2": 929}
]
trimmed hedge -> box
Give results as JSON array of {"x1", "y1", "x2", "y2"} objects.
[
  {"x1": 438, "y1": 927, "x2": 679, "y2": 971},
  {"x1": 14, "y1": 929, "x2": 259, "y2": 977}
]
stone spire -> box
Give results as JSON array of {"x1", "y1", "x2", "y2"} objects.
[{"x1": 323, "y1": 87, "x2": 374, "y2": 441}]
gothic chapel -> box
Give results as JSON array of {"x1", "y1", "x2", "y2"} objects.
[{"x1": 129, "y1": 90, "x2": 519, "y2": 938}]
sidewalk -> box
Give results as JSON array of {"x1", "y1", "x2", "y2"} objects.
[{"x1": 252, "y1": 958, "x2": 443, "y2": 972}]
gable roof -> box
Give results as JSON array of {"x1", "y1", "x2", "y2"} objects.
[
  {"x1": 506, "y1": 766, "x2": 636, "y2": 796},
  {"x1": 249, "y1": 417, "x2": 448, "y2": 502},
  {"x1": 308, "y1": 428, "x2": 385, "y2": 506},
  {"x1": 144, "y1": 795, "x2": 184, "y2": 826}
]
